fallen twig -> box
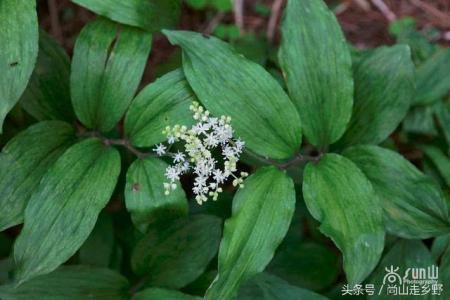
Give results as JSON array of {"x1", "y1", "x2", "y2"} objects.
[
  {"x1": 267, "y1": 0, "x2": 285, "y2": 43},
  {"x1": 204, "y1": 12, "x2": 226, "y2": 34},
  {"x1": 234, "y1": 0, "x2": 245, "y2": 34},
  {"x1": 410, "y1": 0, "x2": 450, "y2": 27},
  {"x1": 371, "y1": 0, "x2": 396, "y2": 21}
]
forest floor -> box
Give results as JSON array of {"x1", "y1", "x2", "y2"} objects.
[{"x1": 37, "y1": 0, "x2": 450, "y2": 82}]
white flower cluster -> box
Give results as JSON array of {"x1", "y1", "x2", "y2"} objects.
[{"x1": 153, "y1": 101, "x2": 248, "y2": 205}]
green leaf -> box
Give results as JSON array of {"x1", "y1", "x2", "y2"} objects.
[
  {"x1": 389, "y1": 16, "x2": 416, "y2": 37},
  {"x1": 237, "y1": 273, "x2": 327, "y2": 300},
  {"x1": 389, "y1": 17, "x2": 436, "y2": 64},
  {"x1": 185, "y1": 0, "x2": 208, "y2": 9},
  {"x1": 210, "y1": 0, "x2": 232, "y2": 12},
  {"x1": 338, "y1": 45, "x2": 414, "y2": 146},
  {"x1": 125, "y1": 157, "x2": 188, "y2": 233},
  {"x1": 164, "y1": 30, "x2": 302, "y2": 160},
  {"x1": 344, "y1": 145, "x2": 450, "y2": 239},
  {"x1": 131, "y1": 215, "x2": 221, "y2": 288},
  {"x1": 125, "y1": 69, "x2": 196, "y2": 148},
  {"x1": 133, "y1": 288, "x2": 201, "y2": 300},
  {"x1": 431, "y1": 234, "x2": 450, "y2": 261},
  {"x1": 205, "y1": 167, "x2": 296, "y2": 300},
  {"x1": 0, "y1": 121, "x2": 74, "y2": 231},
  {"x1": 414, "y1": 48, "x2": 450, "y2": 106},
  {"x1": 0, "y1": 266, "x2": 129, "y2": 300},
  {"x1": 0, "y1": 258, "x2": 13, "y2": 285},
  {"x1": 434, "y1": 101, "x2": 450, "y2": 148},
  {"x1": 0, "y1": 0, "x2": 38, "y2": 132},
  {"x1": 279, "y1": 0, "x2": 353, "y2": 148},
  {"x1": 368, "y1": 240, "x2": 436, "y2": 300},
  {"x1": 71, "y1": 18, "x2": 152, "y2": 132},
  {"x1": 441, "y1": 245, "x2": 450, "y2": 293},
  {"x1": 185, "y1": 0, "x2": 231, "y2": 12},
  {"x1": 403, "y1": 105, "x2": 437, "y2": 136},
  {"x1": 71, "y1": 0, "x2": 181, "y2": 32},
  {"x1": 13, "y1": 138, "x2": 121, "y2": 283},
  {"x1": 268, "y1": 242, "x2": 339, "y2": 291},
  {"x1": 421, "y1": 146, "x2": 450, "y2": 188},
  {"x1": 79, "y1": 212, "x2": 115, "y2": 267},
  {"x1": 302, "y1": 154, "x2": 384, "y2": 284},
  {"x1": 20, "y1": 30, "x2": 75, "y2": 122}
]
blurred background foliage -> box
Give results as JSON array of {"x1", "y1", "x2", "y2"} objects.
[{"x1": 0, "y1": 0, "x2": 449, "y2": 299}]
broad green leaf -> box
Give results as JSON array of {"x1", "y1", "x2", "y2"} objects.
[
  {"x1": 186, "y1": 0, "x2": 231, "y2": 12},
  {"x1": 0, "y1": 266, "x2": 129, "y2": 300},
  {"x1": 344, "y1": 145, "x2": 450, "y2": 239},
  {"x1": 268, "y1": 242, "x2": 339, "y2": 291},
  {"x1": 205, "y1": 167, "x2": 296, "y2": 300},
  {"x1": 0, "y1": 258, "x2": 13, "y2": 285},
  {"x1": 131, "y1": 215, "x2": 221, "y2": 288},
  {"x1": 125, "y1": 69, "x2": 196, "y2": 148},
  {"x1": 164, "y1": 30, "x2": 302, "y2": 160},
  {"x1": 421, "y1": 146, "x2": 450, "y2": 188},
  {"x1": 431, "y1": 234, "x2": 450, "y2": 261},
  {"x1": 389, "y1": 17, "x2": 436, "y2": 64},
  {"x1": 20, "y1": 31, "x2": 75, "y2": 122},
  {"x1": 237, "y1": 273, "x2": 327, "y2": 300},
  {"x1": 403, "y1": 105, "x2": 437, "y2": 136},
  {"x1": 0, "y1": 0, "x2": 38, "y2": 132},
  {"x1": 14, "y1": 138, "x2": 121, "y2": 283},
  {"x1": 71, "y1": 18, "x2": 151, "y2": 132},
  {"x1": 185, "y1": 0, "x2": 208, "y2": 9},
  {"x1": 389, "y1": 17, "x2": 416, "y2": 37},
  {"x1": 71, "y1": 0, "x2": 181, "y2": 32},
  {"x1": 302, "y1": 154, "x2": 384, "y2": 284},
  {"x1": 441, "y1": 246, "x2": 450, "y2": 295},
  {"x1": 125, "y1": 157, "x2": 188, "y2": 233},
  {"x1": 338, "y1": 45, "x2": 414, "y2": 146},
  {"x1": 414, "y1": 48, "x2": 450, "y2": 106},
  {"x1": 279, "y1": 0, "x2": 353, "y2": 147},
  {"x1": 0, "y1": 121, "x2": 74, "y2": 231},
  {"x1": 435, "y1": 101, "x2": 450, "y2": 148},
  {"x1": 210, "y1": 0, "x2": 232, "y2": 12},
  {"x1": 79, "y1": 212, "x2": 115, "y2": 267},
  {"x1": 133, "y1": 288, "x2": 201, "y2": 300},
  {"x1": 369, "y1": 240, "x2": 436, "y2": 300}
]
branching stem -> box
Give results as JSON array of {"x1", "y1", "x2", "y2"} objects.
[
  {"x1": 77, "y1": 124, "x2": 321, "y2": 167},
  {"x1": 76, "y1": 127, "x2": 151, "y2": 159}
]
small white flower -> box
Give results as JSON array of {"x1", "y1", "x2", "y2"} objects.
[
  {"x1": 194, "y1": 175, "x2": 207, "y2": 188},
  {"x1": 193, "y1": 122, "x2": 210, "y2": 135},
  {"x1": 159, "y1": 101, "x2": 247, "y2": 203},
  {"x1": 154, "y1": 143, "x2": 167, "y2": 156},
  {"x1": 215, "y1": 125, "x2": 233, "y2": 144},
  {"x1": 235, "y1": 139, "x2": 245, "y2": 153},
  {"x1": 180, "y1": 161, "x2": 190, "y2": 172},
  {"x1": 168, "y1": 135, "x2": 176, "y2": 144},
  {"x1": 173, "y1": 151, "x2": 185, "y2": 163},
  {"x1": 213, "y1": 169, "x2": 226, "y2": 184},
  {"x1": 165, "y1": 166, "x2": 180, "y2": 182},
  {"x1": 204, "y1": 133, "x2": 219, "y2": 148},
  {"x1": 222, "y1": 145, "x2": 236, "y2": 159},
  {"x1": 207, "y1": 117, "x2": 218, "y2": 127}
]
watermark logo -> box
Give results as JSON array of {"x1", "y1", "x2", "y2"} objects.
[{"x1": 341, "y1": 265, "x2": 444, "y2": 296}]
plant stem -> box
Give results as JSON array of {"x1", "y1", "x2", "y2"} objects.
[
  {"x1": 103, "y1": 138, "x2": 150, "y2": 159},
  {"x1": 77, "y1": 125, "x2": 321, "y2": 166},
  {"x1": 76, "y1": 126, "x2": 152, "y2": 159}
]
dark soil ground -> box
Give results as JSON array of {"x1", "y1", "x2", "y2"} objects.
[{"x1": 36, "y1": 0, "x2": 450, "y2": 82}]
